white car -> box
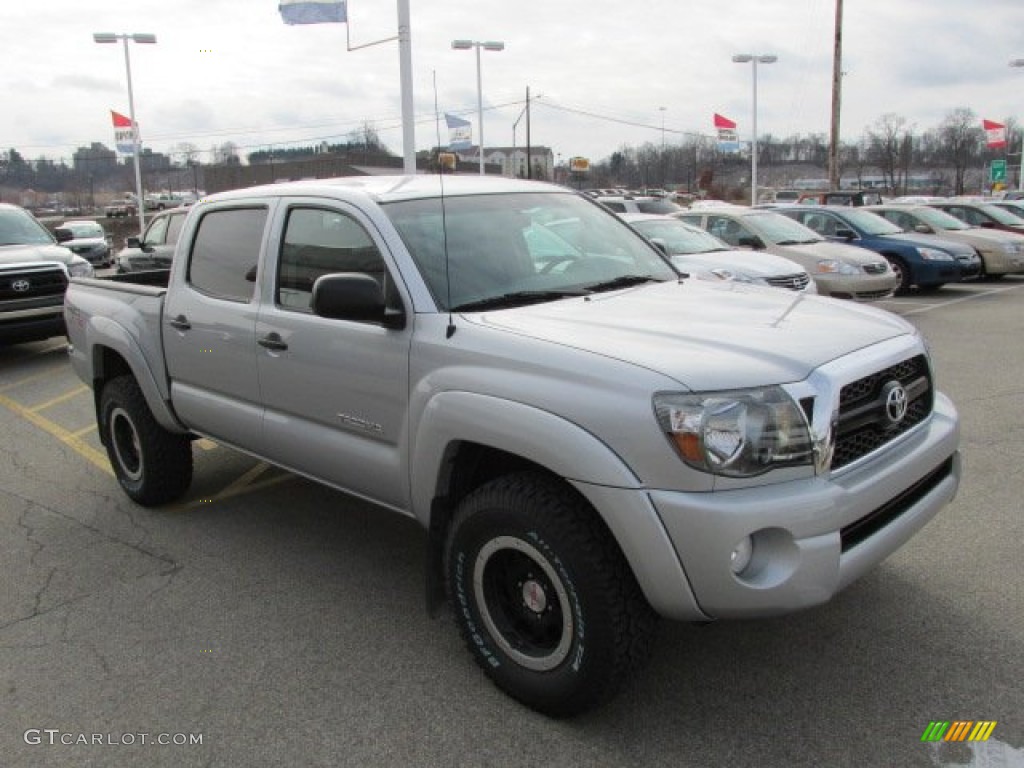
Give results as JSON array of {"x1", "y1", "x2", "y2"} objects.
[{"x1": 620, "y1": 213, "x2": 815, "y2": 293}]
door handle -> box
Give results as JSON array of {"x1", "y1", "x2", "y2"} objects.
[
  {"x1": 168, "y1": 315, "x2": 191, "y2": 331},
  {"x1": 258, "y1": 333, "x2": 288, "y2": 351}
]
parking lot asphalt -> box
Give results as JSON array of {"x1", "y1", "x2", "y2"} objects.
[{"x1": 1, "y1": 280, "x2": 1022, "y2": 768}]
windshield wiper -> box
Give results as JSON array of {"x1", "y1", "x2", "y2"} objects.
[
  {"x1": 451, "y1": 289, "x2": 590, "y2": 312},
  {"x1": 775, "y1": 238, "x2": 817, "y2": 246},
  {"x1": 584, "y1": 275, "x2": 663, "y2": 293}
]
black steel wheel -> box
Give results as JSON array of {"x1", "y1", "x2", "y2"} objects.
[
  {"x1": 99, "y1": 376, "x2": 192, "y2": 506},
  {"x1": 444, "y1": 471, "x2": 656, "y2": 717}
]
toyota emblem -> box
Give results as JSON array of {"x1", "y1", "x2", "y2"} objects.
[
  {"x1": 12, "y1": 279, "x2": 31, "y2": 293},
  {"x1": 882, "y1": 380, "x2": 909, "y2": 426}
]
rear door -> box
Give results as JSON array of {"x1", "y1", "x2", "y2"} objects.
[
  {"x1": 254, "y1": 200, "x2": 412, "y2": 510},
  {"x1": 163, "y1": 203, "x2": 271, "y2": 449}
]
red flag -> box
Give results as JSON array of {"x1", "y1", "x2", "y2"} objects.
[
  {"x1": 713, "y1": 113, "x2": 737, "y2": 129},
  {"x1": 111, "y1": 110, "x2": 133, "y2": 128},
  {"x1": 983, "y1": 119, "x2": 1006, "y2": 149}
]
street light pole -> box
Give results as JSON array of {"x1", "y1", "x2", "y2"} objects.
[
  {"x1": 94, "y1": 32, "x2": 156, "y2": 235},
  {"x1": 1011, "y1": 59, "x2": 1024, "y2": 191},
  {"x1": 732, "y1": 53, "x2": 777, "y2": 206},
  {"x1": 659, "y1": 106, "x2": 667, "y2": 187},
  {"x1": 452, "y1": 39, "x2": 505, "y2": 175}
]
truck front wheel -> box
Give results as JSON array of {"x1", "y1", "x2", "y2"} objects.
[
  {"x1": 99, "y1": 376, "x2": 193, "y2": 506},
  {"x1": 444, "y1": 472, "x2": 656, "y2": 717}
]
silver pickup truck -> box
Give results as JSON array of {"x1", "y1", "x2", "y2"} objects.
[{"x1": 64, "y1": 175, "x2": 961, "y2": 717}]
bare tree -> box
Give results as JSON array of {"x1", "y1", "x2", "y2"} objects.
[
  {"x1": 935, "y1": 108, "x2": 982, "y2": 194},
  {"x1": 864, "y1": 114, "x2": 912, "y2": 192}
]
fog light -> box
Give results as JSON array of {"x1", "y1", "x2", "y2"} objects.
[{"x1": 730, "y1": 536, "x2": 753, "y2": 575}]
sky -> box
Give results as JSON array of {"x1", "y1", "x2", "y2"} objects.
[{"x1": 1, "y1": 0, "x2": 1022, "y2": 168}]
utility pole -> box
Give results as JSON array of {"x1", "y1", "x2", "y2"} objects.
[
  {"x1": 526, "y1": 86, "x2": 532, "y2": 179},
  {"x1": 828, "y1": 0, "x2": 844, "y2": 190}
]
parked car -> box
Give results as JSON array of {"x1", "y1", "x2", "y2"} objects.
[
  {"x1": 65, "y1": 174, "x2": 960, "y2": 717},
  {"x1": 114, "y1": 207, "x2": 190, "y2": 273},
  {"x1": 53, "y1": 219, "x2": 113, "y2": 267},
  {"x1": 594, "y1": 195, "x2": 684, "y2": 215},
  {"x1": 104, "y1": 195, "x2": 138, "y2": 218},
  {"x1": 0, "y1": 203, "x2": 93, "y2": 344},
  {"x1": 776, "y1": 205, "x2": 980, "y2": 293},
  {"x1": 929, "y1": 201, "x2": 1024, "y2": 235},
  {"x1": 798, "y1": 190, "x2": 884, "y2": 207},
  {"x1": 619, "y1": 213, "x2": 815, "y2": 293},
  {"x1": 676, "y1": 207, "x2": 898, "y2": 300},
  {"x1": 989, "y1": 198, "x2": 1024, "y2": 219},
  {"x1": 144, "y1": 193, "x2": 186, "y2": 211},
  {"x1": 866, "y1": 204, "x2": 1024, "y2": 278}
]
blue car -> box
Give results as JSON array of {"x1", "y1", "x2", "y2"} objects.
[{"x1": 777, "y1": 205, "x2": 981, "y2": 293}]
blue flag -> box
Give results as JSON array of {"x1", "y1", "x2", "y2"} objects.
[{"x1": 280, "y1": 0, "x2": 347, "y2": 25}]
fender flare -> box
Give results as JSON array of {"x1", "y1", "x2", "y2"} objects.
[
  {"x1": 87, "y1": 316, "x2": 187, "y2": 434},
  {"x1": 411, "y1": 391, "x2": 642, "y2": 522}
]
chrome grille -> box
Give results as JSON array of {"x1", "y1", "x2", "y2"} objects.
[
  {"x1": 764, "y1": 272, "x2": 811, "y2": 291},
  {"x1": 832, "y1": 354, "x2": 932, "y2": 470},
  {"x1": 0, "y1": 266, "x2": 67, "y2": 301}
]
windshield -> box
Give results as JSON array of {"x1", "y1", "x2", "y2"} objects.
[
  {"x1": 631, "y1": 219, "x2": 729, "y2": 254},
  {"x1": 635, "y1": 199, "x2": 684, "y2": 215},
  {"x1": 910, "y1": 207, "x2": 970, "y2": 231},
  {"x1": 0, "y1": 208, "x2": 55, "y2": 246},
  {"x1": 839, "y1": 208, "x2": 904, "y2": 236},
  {"x1": 974, "y1": 203, "x2": 1024, "y2": 226},
  {"x1": 384, "y1": 192, "x2": 677, "y2": 311},
  {"x1": 61, "y1": 222, "x2": 105, "y2": 238},
  {"x1": 746, "y1": 212, "x2": 823, "y2": 244}
]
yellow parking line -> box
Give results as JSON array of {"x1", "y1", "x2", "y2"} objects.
[
  {"x1": 70, "y1": 423, "x2": 98, "y2": 438},
  {"x1": 0, "y1": 391, "x2": 113, "y2": 476},
  {"x1": 28, "y1": 385, "x2": 89, "y2": 413}
]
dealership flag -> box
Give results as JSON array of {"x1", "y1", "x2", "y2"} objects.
[
  {"x1": 983, "y1": 119, "x2": 1007, "y2": 149},
  {"x1": 714, "y1": 113, "x2": 740, "y2": 152},
  {"x1": 111, "y1": 110, "x2": 137, "y2": 156},
  {"x1": 445, "y1": 113, "x2": 473, "y2": 150},
  {"x1": 279, "y1": 0, "x2": 347, "y2": 24}
]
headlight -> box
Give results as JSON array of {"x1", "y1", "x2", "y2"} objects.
[
  {"x1": 815, "y1": 259, "x2": 861, "y2": 275},
  {"x1": 916, "y1": 247, "x2": 953, "y2": 261},
  {"x1": 653, "y1": 387, "x2": 814, "y2": 477},
  {"x1": 66, "y1": 257, "x2": 94, "y2": 278}
]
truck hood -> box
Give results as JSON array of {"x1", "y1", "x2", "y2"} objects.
[
  {"x1": 0, "y1": 243, "x2": 76, "y2": 266},
  {"x1": 466, "y1": 280, "x2": 914, "y2": 391}
]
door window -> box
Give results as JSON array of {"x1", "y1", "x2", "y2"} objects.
[
  {"x1": 276, "y1": 207, "x2": 388, "y2": 314},
  {"x1": 187, "y1": 207, "x2": 267, "y2": 302}
]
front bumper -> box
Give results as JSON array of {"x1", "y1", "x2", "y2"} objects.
[{"x1": 576, "y1": 393, "x2": 959, "y2": 622}]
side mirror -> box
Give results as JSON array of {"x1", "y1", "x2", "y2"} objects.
[
  {"x1": 913, "y1": 224, "x2": 933, "y2": 234},
  {"x1": 126, "y1": 236, "x2": 141, "y2": 248},
  {"x1": 835, "y1": 228, "x2": 856, "y2": 240},
  {"x1": 312, "y1": 273, "x2": 405, "y2": 329},
  {"x1": 649, "y1": 238, "x2": 669, "y2": 255},
  {"x1": 738, "y1": 235, "x2": 764, "y2": 249},
  {"x1": 979, "y1": 221, "x2": 995, "y2": 228},
  {"x1": 54, "y1": 228, "x2": 73, "y2": 243}
]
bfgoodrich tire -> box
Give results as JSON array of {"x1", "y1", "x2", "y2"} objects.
[
  {"x1": 444, "y1": 471, "x2": 657, "y2": 717},
  {"x1": 99, "y1": 376, "x2": 193, "y2": 506}
]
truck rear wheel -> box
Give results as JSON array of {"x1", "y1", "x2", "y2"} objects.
[
  {"x1": 444, "y1": 471, "x2": 656, "y2": 717},
  {"x1": 99, "y1": 376, "x2": 192, "y2": 506}
]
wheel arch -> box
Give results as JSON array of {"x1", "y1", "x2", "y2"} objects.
[{"x1": 87, "y1": 327, "x2": 187, "y2": 437}]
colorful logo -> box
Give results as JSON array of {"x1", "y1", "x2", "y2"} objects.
[{"x1": 921, "y1": 721, "x2": 997, "y2": 743}]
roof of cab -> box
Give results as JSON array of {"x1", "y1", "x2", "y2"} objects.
[{"x1": 202, "y1": 174, "x2": 568, "y2": 205}]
